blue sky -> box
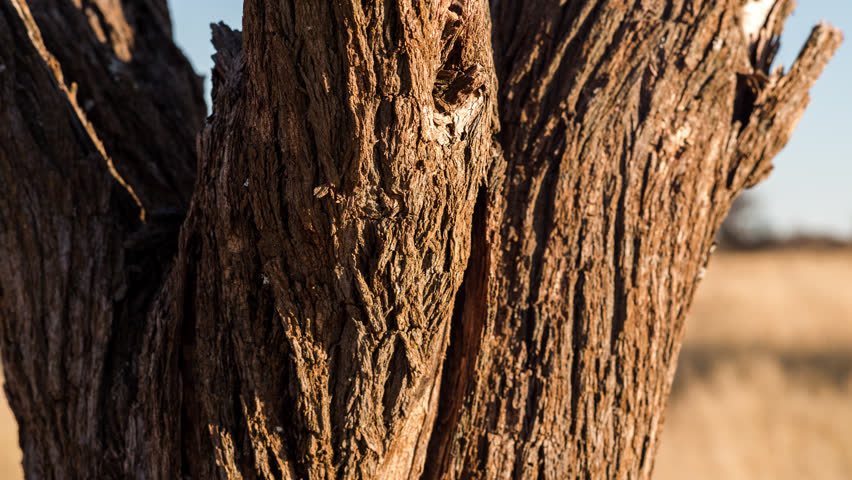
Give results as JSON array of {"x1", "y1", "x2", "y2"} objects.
[
  {"x1": 753, "y1": 1, "x2": 851, "y2": 238},
  {"x1": 169, "y1": 1, "x2": 850, "y2": 237}
]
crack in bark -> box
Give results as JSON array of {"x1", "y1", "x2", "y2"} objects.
[
  {"x1": 421, "y1": 185, "x2": 490, "y2": 480},
  {"x1": 9, "y1": 0, "x2": 146, "y2": 220}
]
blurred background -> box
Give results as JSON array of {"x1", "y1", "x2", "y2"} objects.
[
  {"x1": 659, "y1": 3, "x2": 852, "y2": 479},
  {"x1": 0, "y1": 1, "x2": 849, "y2": 478}
]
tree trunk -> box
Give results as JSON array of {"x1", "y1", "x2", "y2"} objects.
[{"x1": 0, "y1": 0, "x2": 839, "y2": 479}]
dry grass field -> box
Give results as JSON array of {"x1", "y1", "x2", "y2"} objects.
[
  {"x1": 656, "y1": 248, "x2": 852, "y2": 480},
  {"x1": 0, "y1": 382, "x2": 19, "y2": 478},
  {"x1": 0, "y1": 248, "x2": 848, "y2": 478}
]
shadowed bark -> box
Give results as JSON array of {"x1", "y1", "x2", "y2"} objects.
[
  {"x1": 0, "y1": 0, "x2": 203, "y2": 475},
  {"x1": 0, "y1": 0, "x2": 840, "y2": 478}
]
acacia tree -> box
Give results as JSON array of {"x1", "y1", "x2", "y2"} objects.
[{"x1": 0, "y1": 0, "x2": 839, "y2": 478}]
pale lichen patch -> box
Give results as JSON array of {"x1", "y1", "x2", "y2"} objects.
[{"x1": 740, "y1": 0, "x2": 775, "y2": 47}]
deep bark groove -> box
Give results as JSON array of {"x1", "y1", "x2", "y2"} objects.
[{"x1": 423, "y1": 185, "x2": 490, "y2": 480}]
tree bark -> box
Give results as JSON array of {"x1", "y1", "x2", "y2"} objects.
[
  {"x1": 0, "y1": 0, "x2": 840, "y2": 479},
  {"x1": 0, "y1": 0, "x2": 204, "y2": 476}
]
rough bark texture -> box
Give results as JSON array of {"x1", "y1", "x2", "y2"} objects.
[
  {"x1": 0, "y1": 0, "x2": 204, "y2": 476},
  {"x1": 171, "y1": 2, "x2": 498, "y2": 478},
  {"x1": 0, "y1": 0, "x2": 840, "y2": 479},
  {"x1": 426, "y1": 2, "x2": 841, "y2": 478}
]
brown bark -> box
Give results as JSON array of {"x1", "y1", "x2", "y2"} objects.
[
  {"x1": 0, "y1": 0, "x2": 204, "y2": 476},
  {"x1": 0, "y1": 0, "x2": 840, "y2": 479},
  {"x1": 426, "y1": 3, "x2": 840, "y2": 478}
]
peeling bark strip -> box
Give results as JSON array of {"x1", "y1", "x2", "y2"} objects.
[
  {"x1": 8, "y1": 0, "x2": 147, "y2": 218},
  {"x1": 0, "y1": 0, "x2": 841, "y2": 479}
]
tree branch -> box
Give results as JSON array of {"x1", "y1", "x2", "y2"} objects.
[
  {"x1": 163, "y1": 1, "x2": 500, "y2": 478},
  {"x1": 0, "y1": 0, "x2": 204, "y2": 475},
  {"x1": 432, "y1": 2, "x2": 842, "y2": 478}
]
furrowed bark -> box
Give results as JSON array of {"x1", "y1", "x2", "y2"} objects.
[
  {"x1": 22, "y1": 0, "x2": 206, "y2": 211},
  {"x1": 0, "y1": 0, "x2": 841, "y2": 479},
  {"x1": 426, "y1": 1, "x2": 841, "y2": 479},
  {"x1": 0, "y1": 0, "x2": 203, "y2": 476},
  {"x1": 166, "y1": 1, "x2": 499, "y2": 478}
]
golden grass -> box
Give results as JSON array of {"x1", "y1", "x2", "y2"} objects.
[
  {"x1": 656, "y1": 357, "x2": 852, "y2": 480},
  {"x1": 685, "y1": 249, "x2": 852, "y2": 350},
  {"x1": 656, "y1": 248, "x2": 852, "y2": 479},
  {"x1": 0, "y1": 382, "x2": 21, "y2": 479},
  {"x1": 0, "y1": 249, "x2": 848, "y2": 478}
]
